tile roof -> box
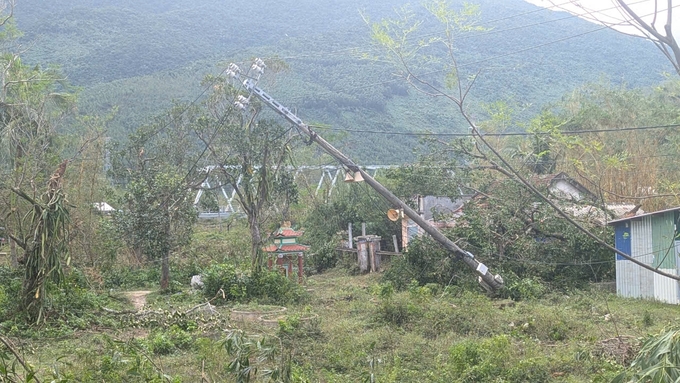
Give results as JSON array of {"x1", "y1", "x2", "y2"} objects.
[
  {"x1": 263, "y1": 244, "x2": 310, "y2": 253},
  {"x1": 274, "y1": 228, "x2": 304, "y2": 237}
]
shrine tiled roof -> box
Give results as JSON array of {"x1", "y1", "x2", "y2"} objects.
[
  {"x1": 274, "y1": 228, "x2": 304, "y2": 238},
  {"x1": 263, "y1": 244, "x2": 310, "y2": 253}
]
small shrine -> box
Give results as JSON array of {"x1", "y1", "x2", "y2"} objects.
[{"x1": 263, "y1": 222, "x2": 309, "y2": 283}]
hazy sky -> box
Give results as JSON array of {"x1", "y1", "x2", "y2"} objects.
[{"x1": 523, "y1": 0, "x2": 680, "y2": 37}]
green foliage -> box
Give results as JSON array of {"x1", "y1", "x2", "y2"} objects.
[
  {"x1": 303, "y1": 181, "x2": 401, "y2": 274},
  {"x1": 147, "y1": 325, "x2": 193, "y2": 355},
  {"x1": 202, "y1": 263, "x2": 248, "y2": 302},
  {"x1": 613, "y1": 328, "x2": 680, "y2": 383},
  {"x1": 309, "y1": 241, "x2": 339, "y2": 274},
  {"x1": 447, "y1": 179, "x2": 614, "y2": 289},
  {"x1": 382, "y1": 237, "x2": 468, "y2": 290},
  {"x1": 223, "y1": 330, "x2": 291, "y2": 383},
  {"x1": 103, "y1": 266, "x2": 161, "y2": 289},
  {"x1": 247, "y1": 270, "x2": 306, "y2": 306},
  {"x1": 448, "y1": 335, "x2": 550, "y2": 383},
  {"x1": 502, "y1": 276, "x2": 547, "y2": 301},
  {"x1": 375, "y1": 282, "x2": 421, "y2": 327},
  {"x1": 202, "y1": 263, "x2": 305, "y2": 305}
]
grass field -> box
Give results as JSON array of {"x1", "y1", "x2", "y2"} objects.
[{"x1": 4, "y1": 264, "x2": 680, "y2": 382}]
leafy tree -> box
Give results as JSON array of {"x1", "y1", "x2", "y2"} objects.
[
  {"x1": 109, "y1": 104, "x2": 203, "y2": 290},
  {"x1": 0, "y1": 3, "x2": 83, "y2": 320},
  {"x1": 195, "y1": 74, "x2": 299, "y2": 272},
  {"x1": 537, "y1": 81, "x2": 680, "y2": 211}
]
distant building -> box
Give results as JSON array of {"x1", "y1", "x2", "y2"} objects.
[
  {"x1": 532, "y1": 172, "x2": 596, "y2": 202},
  {"x1": 609, "y1": 207, "x2": 680, "y2": 304},
  {"x1": 400, "y1": 173, "x2": 644, "y2": 248},
  {"x1": 401, "y1": 195, "x2": 471, "y2": 249}
]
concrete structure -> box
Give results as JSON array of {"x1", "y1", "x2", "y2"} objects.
[
  {"x1": 609, "y1": 207, "x2": 680, "y2": 304},
  {"x1": 355, "y1": 235, "x2": 382, "y2": 273}
]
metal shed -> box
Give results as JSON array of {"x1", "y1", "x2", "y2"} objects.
[{"x1": 608, "y1": 207, "x2": 680, "y2": 304}]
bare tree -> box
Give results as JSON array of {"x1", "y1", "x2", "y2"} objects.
[{"x1": 535, "y1": 0, "x2": 680, "y2": 76}]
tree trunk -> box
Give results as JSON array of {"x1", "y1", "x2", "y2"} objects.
[
  {"x1": 249, "y1": 214, "x2": 263, "y2": 273},
  {"x1": 133, "y1": 246, "x2": 144, "y2": 267},
  {"x1": 160, "y1": 251, "x2": 170, "y2": 290},
  {"x1": 160, "y1": 217, "x2": 171, "y2": 290},
  {"x1": 9, "y1": 236, "x2": 17, "y2": 268}
]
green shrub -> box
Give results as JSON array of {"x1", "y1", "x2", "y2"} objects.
[
  {"x1": 310, "y1": 241, "x2": 338, "y2": 273},
  {"x1": 148, "y1": 332, "x2": 175, "y2": 355},
  {"x1": 375, "y1": 283, "x2": 420, "y2": 327},
  {"x1": 247, "y1": 270, "x2": 305, "y2": 305},
  {"x1": 147, "y1": 325, "x2": 194, "y2": 355},
  {"x1": 202, "y1": 263, "x2": 248, "y2": 303},
  {"x1": 504, "y1": 276, "x2": 547, "y2": 301},
  {"x1": 382, "y1": 238, "x2": 470, "y2": 290},
  {"x1": 450, "y1": 335, "x2": 550, "y2": 383},
  {"x1": 202, "y1": 264, "x2": 305, "y2": 305},
  {"x1": 168, "y1": 325, "x2": 194, "y2": 350}
]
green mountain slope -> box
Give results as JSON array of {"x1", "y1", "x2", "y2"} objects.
[{"x1": 14, "y1": 0, "x2": 673, "y2": 163}]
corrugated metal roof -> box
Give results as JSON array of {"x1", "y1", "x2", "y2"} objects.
[{"x1": 607, "y1": 206, "x2": 680, "y2": 225}]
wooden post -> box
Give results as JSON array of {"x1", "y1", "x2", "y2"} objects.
[
  {"x1": 297, "y1": 253, "x2": 304, "y2": 283},
  {"x1": 267, "y1": 256, "x2": 273, "y2": 270},
  {"x1": 393, "y1": 235, "x2": 399, "y2": 253},
  {"x1": 348, "y1": 223, "x2": 353, "y2": 248},
  {"x1": 356, "y1": 237, "x2": 369, "y2": 273},
  {"x1": 368, "y1": 236, "x2": 381, "y2": 272},
  {"x1": 287, "y1": 256, "x2": 293, "y2": 279}
]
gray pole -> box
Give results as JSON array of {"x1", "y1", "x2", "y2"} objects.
[{"x1": 239, "y1": 73, "x2": 504, "y2": 291}]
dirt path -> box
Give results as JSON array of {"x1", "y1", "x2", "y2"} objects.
[{"x1": 124, "y1": 290, "x2": 152, "y2": 310}]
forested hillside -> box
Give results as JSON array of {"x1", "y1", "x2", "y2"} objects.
[{"x1": 15, "y1": 0, "x2": 672, "y2": 162}]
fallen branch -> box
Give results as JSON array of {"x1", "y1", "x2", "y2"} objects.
[
  {"x1": 185, "y1": 288, "x2": 225, "y2": 314},
  {"x1": 0, "y1": 335, "x2": 41, "y2": 383}
]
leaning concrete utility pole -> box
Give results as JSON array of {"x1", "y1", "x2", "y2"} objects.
[{"x1": 226, "y1": 59, "x2": 504, "y2": 292}]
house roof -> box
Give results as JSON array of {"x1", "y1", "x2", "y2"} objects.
[
  {"x1": 531, "y1": 172, "x2": 595, "y2": 200},
  {"x1": 607, "y1": 206, "x2": 680, "y2": 225},
  {"x1": 421, "y1": 195, "x2": 471, "y2": 221},
  {"x1": 263, "y1": 244, "x2": 310, "y2": 253}
]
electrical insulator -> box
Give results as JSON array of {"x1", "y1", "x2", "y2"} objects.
[{"x1": 251, "y1": 64, "x2": 264, "y2": 75}]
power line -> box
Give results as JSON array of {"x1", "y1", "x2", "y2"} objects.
[
  {"x1": 277, "y1": 0, "x2": 650, "y2": 63},
  {"x1": 327, "y1": 4, "x2": 678, "y2": 94},
  {"x1": 310, "y1": 122, "x2": 680, "y2": 137}
]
